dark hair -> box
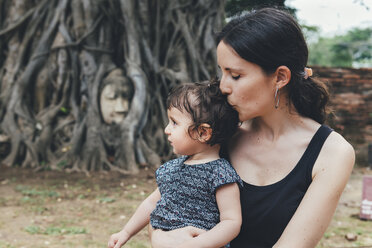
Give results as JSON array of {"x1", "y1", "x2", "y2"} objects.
[
  {"x1": 167, "y1": 79, "x2": 239, "y2": 146},
  {"x1": 216, "y1": 8, "x2": 329, "y2": 124}
]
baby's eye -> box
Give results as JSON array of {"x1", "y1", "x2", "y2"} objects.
[{"x1": 231, "y1": 73, "x2": 240, "y2": 80}]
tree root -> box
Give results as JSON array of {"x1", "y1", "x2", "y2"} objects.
[{"x1": 0, "y1": 0, "x2": 224, "y2": 173}]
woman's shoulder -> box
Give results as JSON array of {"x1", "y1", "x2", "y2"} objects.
[
  {"x1": 324, "y1": 130, "x2": 355, "y2": 159},
  {"x1": 314, "y1": 128, "x2": 355, "y2": 175}
]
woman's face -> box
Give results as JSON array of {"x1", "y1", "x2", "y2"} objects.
[{"x1": 217, "y1": 41, "x2": 276, "y2": 121}]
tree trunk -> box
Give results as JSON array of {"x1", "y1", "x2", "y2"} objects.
[{"x1": 0, "y1": 0, "x2": 225, "y2": 174}]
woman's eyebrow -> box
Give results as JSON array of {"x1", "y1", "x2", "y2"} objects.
[
  {"x1": 218, "y1": 65, "x2": 230, "y2": 71},
  {"x1": 218, "y1": 64, "x2": 244, "y2": 71},
  {"x1": 227, "y1": 67, "x2": 244, "y2": 72}
]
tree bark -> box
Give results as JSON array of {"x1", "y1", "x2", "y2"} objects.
[{"x1": 0, "y1": 0, "x2": 225, "y2": 173}]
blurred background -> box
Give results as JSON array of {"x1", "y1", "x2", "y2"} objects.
[
  {"x1": 291, "y1": 0, "x2": 372, "y2": 68},
  {"x1": 0, "y1": 0, "x2": 372, "y2": 247},
  {"x1": 227, "y1": 0, "x2": 372, "y2": 68}
]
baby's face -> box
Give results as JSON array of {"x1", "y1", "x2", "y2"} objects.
[{"x1": 164, "y1": 107, "x2": 201, "y2": 156}]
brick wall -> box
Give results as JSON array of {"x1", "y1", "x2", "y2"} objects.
[{"x1": 312, "y1": 66, "x2": 372, "y2": 166}]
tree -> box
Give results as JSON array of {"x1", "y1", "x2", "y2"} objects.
[
  {"x1": 308, "y1": 27, "x2": 372, "y2": 67},
  {"x1": 0, "y1": 0, "x2": 225, "y2": 174}
]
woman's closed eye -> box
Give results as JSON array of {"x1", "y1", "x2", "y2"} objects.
[{"x1": 231, "y1": 72, "x2": 240, "y2": 80}]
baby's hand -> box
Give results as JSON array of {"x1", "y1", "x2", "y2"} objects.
[{"x1": 108, "y1": 229, "x2": 130, "y2": 248}]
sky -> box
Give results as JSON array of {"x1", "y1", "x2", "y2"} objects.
[{"x1": 287, "y1": 0, "x2": 372, "y2": 36}]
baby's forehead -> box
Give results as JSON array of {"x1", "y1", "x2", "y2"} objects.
[
  {"x1": 167, "y1": 107, "x2": 195, "y2": 124},
  {"x1": 167, "y1": 106, "x2": 190, "y2": 115}
]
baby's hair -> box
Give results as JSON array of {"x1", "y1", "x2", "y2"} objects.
[{"x1": 166, "y1": 79, "x2": 240, "y2": 146}]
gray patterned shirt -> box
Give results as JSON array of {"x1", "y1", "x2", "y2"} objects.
[{"x1": 150, "y1": 156, "x2": 242, "y2": 231}]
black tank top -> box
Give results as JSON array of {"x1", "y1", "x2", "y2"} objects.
[{"x1": 230, "y1": 125, "x2": 332, "y2": 248}]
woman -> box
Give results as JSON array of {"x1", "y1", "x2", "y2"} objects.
[{"x1": 151, "y1": 8, "x2": 355, "y2": 248}]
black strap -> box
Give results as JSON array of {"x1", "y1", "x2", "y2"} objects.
[{"x1": 301, "y1": 125, "x2": 333, "y2": 179}]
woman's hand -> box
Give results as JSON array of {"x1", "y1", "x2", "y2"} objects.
[{"x1": 150, "y1": 226, "x2": 206, "y2": 248}]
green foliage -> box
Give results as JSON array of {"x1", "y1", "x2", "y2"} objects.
[
  {"x1": 24, "y1": 225, "x2": 41, "y2": 234},
  {"x1": 57, "y1": 159, "x2": 68, "y2": 168},
  {"x1": 301, "y1": 24, "x2": 320, "y2": 43},
  {"x1": 15, "y1": 185, "x2": 60, "y2": 198},
  {"x1": 24, "y1": 225, "x2": 87, "y2": 235},
  {"x1": 308, "y1": 27, "x2": 372, "y2": 67},
  {"x1": 59, "y1": 107, "x2": 69, "y2": 114},
  {"x1": 0, "y1": 241, "x2": 16, "y2": 248},
  {"x1": 224, "y1": 1, "x2": 372, "y2": 68},
  {"x1": 77, "y1": 194, "x2": 86, "y2": 199},
  {"x1": 0, "y1": 197, "x2": 6, "y2": 206},
  {"x1": 31, "y1": 206, "x2": 49, "y2": 214},
  {"x1": 323, "y1": 232, "x2": 332, "y2": 239},
  {"x1": 330, "y1": 43, "x2": 353, "y2": 67},
  {"x1": 97, "y1": 197, "x2": 116, "y2": 203}
]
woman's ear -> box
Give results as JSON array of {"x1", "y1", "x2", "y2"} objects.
[
  {"x1": 275, "y1": 65, "x2": 291, "y2": 89},
  {"x1": 196, "y1": 123, "x2": 212, "y2": 143}
]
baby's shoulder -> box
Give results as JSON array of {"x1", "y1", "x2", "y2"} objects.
[
  {"x1": 215, "y1": 157, "x2": 234, "y2": 168},
  {"x1": 158, "y1": 156, "x2": 186, "y2": 171},
  {"x1": 209, "y1": 158, "x2": 243, "y2": 187},
  {"x1": 210, "y1": 158, "x2": 239, "y2": 176}
]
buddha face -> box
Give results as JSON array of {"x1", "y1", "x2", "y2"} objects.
[{"x1": 100, "y1": 74, "x2": 134, "y2": 124}]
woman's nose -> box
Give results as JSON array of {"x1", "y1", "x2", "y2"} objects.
[{"x1": 219, "y1": 77, "x2": 232, "y2": 95}]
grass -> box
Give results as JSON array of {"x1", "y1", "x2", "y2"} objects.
[
  {"x1": 0, "y1": 241, "x2": 16, "y2": 248},
  {"x1": 15, "y1": 185, "x2": 60, "y2": 197},
  {"x1": 0, "y1": 165, "x2": 371, "y2": 248},
  {"x1": 97, "y1": 196, "x2": 116, "y2": 203},
  {"x1": 24, "y1": 225, "x2": 87, "y2": 235}
]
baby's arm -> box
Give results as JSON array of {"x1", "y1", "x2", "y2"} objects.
[
  {"x1": 177, "y1": 183, "x2": 241, "y2": 248},
  {"x1": 108, "y1": 188, "x2": 161, "y2": 248}
]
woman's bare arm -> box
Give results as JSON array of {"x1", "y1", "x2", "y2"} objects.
[{"x1": 274, "y1": 132, "x2": 355, "y2": 248}]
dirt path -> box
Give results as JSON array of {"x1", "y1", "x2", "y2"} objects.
[
  {"x1": 0, "y1": 165, "x2": 371, "y2": 248},
  {"x1": 320, "y1": 168, "x2": 372, "y2": 248}
]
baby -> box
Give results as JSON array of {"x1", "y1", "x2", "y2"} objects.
[{"x1": 108, "y1": 79, "x2": 242, "y2": 248}]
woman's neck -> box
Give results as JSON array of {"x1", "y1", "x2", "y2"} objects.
[{"x1": 250, "y1": 103, "x2": 314, "y2": 141}]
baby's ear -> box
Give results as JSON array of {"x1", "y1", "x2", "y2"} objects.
[{"x1": 196, "y1": 123, "x2": 212, "y2": 143}]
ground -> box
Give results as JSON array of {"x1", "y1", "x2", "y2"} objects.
[{"x1": 0, "y1": 165, "x2": 371, "y2": 248}]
